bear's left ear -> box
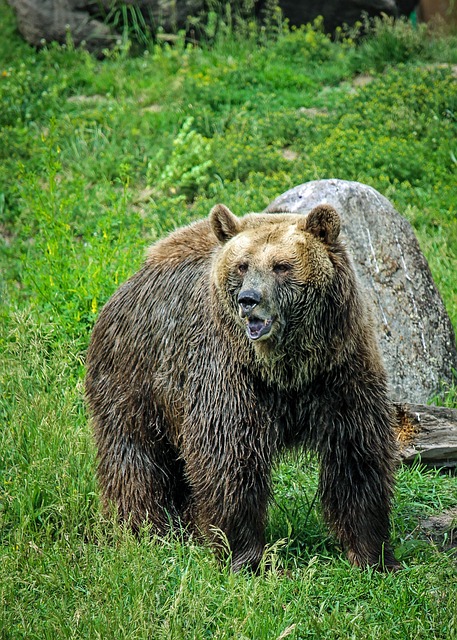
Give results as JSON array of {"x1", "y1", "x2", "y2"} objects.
[
  {"x1": 210, "y1": 204, "x2": 241, "y2": 244},
  {"x1": 303, "y1": 204, "x2": 341, "y2": 244}
]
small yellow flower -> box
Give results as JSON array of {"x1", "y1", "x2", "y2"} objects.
[{"x1": 1, "y1": 70, "x2": 8, "y2": 77}]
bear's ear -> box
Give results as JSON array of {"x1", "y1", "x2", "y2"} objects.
[
  {"x1": 210, "y1": 204, "x2": 241, "y2": 244},
  {"x1": 303, "y1": 204, "x2": 341, "y2": 244}
]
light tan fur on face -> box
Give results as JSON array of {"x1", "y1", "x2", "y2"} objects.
[
  {"x1": 217, "y1": 214, "x2": 335, "y2": 289},
  {"x1": 209, "y1": 210, "x2": 340, "y2": 370}
]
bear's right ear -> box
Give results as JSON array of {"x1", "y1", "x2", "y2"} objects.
[
  {"x1": 210, "y1": 204, "x2": 241, "y2": 244},
  {"x1": 303, "y1": 204, "x2": 341, "y2": 244}
]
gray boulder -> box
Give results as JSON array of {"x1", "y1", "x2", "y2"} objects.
[
  {"x1": 7, "y1": 0, "x2": 115, "y2": 52},
  {"x1": 6, "y1": 1, "x2": 210, "y2": 52},
  {"x1": 266, "y1": 179, "x2": 457, "y2": 403}
]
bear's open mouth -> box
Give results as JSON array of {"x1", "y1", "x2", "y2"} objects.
[{"x1": 246, "y1": 317, "x2": 273, "y2": 341}]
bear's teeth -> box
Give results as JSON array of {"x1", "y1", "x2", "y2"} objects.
[{"x1": 246, "y1": 318, "x2": 273, "y2": 340}]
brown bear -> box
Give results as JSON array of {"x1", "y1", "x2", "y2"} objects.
[{"x1": 85, "y1": 203, "x2": 399, "y2": 571}]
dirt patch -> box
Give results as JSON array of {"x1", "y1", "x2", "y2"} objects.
[
  {"x1": 352, "y1": 74, "x2": 374, "y2": 87},
  {"x1": 423, "y1": 63, "x2": 457, "y2": 77},
  {"x1": 67, "y1": 94, "x2": 107, "y2": 103},
  {"x1": 280, "y1": 148, "x2": 299, "y2": 161},
  {"x1": 419, "y1": 507, "x2": 457, "y2": 550},
  {"x1": 141, "y1": 104, "x2": 163, "y2": 113},
  {"x1": 0, "y1": 223, "x2": 15, "y2": 246},
  {"x1": 297, "y1": 107, "x2": 329, "y2": 118}
]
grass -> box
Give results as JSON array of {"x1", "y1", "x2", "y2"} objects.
[{"x1": 0, "y1": 1, "x2": 456, "y2": 637}]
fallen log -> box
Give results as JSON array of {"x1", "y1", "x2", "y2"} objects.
[{"x1": 396, "y1": 403, "x2": 457, "y2": 468}]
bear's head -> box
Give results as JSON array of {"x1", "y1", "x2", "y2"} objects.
[{"x1": 210, "y1": 203, "x2": 348, "y2": 355}]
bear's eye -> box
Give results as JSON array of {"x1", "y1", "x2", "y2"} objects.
[
  {"x1": 273, "y1": 262, "x2": 291, "y2": 275},
  {"x1": 238, "y1": 262, "x2": 248, "y2": 275}
]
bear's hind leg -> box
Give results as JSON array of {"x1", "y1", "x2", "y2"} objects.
[{"x1": 96, "y1": 428, "x2": 188, "y2": 536}]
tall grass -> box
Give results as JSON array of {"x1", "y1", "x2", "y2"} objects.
[{"x1": 1, "y1": 2, "x2": 456, "y2": 637}]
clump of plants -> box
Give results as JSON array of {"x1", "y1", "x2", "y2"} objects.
[
  {"x1": 1, "y1": 3, "x2": 456, "y2": 637},
  {"x1": 147, "y1": 116, "x2": 213, "y2": 199}
]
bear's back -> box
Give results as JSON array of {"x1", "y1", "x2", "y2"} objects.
[
  {"x1": 86, "y1": 219, "x2": 221, "y2": 427},
  {"x1": 146, "y1": 219, "x2": 217, "y2": 267}
]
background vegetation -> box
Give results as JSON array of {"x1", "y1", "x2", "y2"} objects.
[{"x1": 1, "y1": 1, "x2": 456, "y2": 637}]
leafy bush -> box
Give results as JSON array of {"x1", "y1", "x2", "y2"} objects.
[
  {"x1": 1, "y1": 4, "x2": 457, "y2": 637},
  {"x1": 147, "y1": 116, "x2": 213, "y2": 199}
]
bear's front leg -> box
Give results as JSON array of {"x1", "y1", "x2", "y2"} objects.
[
  {"x1": 319, "y1": 449, "x2": 398, "y2": 569},
  {"x1": 317, "y1": 396, "x2": 399, "y2": 570},
  {"x1": 184, "y1": 449, "x2": 271, "y2": 572}
]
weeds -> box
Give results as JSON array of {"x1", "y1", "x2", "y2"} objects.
[
  {"x1": 147, "y1": 116, "x2": 213, "y2": 199},
  {"x1": 103, "y1": 1, "x2": 152, "y2": 48},
  {"x1": 0, "y1": 3, "x2": 456, "y2": 638}
]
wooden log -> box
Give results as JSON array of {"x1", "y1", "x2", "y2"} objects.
[{"x1": 396, "y1": 403, "x2": 457, "y2": 468}]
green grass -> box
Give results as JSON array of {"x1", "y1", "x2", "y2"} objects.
[{"x1": 1, "y1": 2, "x2": 456, "y2": 637}]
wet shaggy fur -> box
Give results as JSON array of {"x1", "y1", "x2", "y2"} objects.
[{"x1": 86, "y1": 204, "x2": 399, "y2": 571}]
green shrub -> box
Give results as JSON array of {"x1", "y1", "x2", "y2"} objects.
[
  {"x1": 147, "y1": 116, "x2": 213, "y2": 199},
  {"x1": 1, "y1": 4, "x2": 456, "y2": 636}
]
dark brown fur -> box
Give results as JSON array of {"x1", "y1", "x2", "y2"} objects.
[{"x1": 86, "y1": 204, "x2": 399, "y2": 571}]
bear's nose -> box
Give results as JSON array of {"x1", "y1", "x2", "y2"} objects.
[{"x1": 238, "y1": 289, "x2": 261, "y2": 317}]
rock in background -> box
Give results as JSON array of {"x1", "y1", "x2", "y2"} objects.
[
  {"x1": 7, "y1": 0, "x2": 405, "y2": 53},
  {"x1": 266, "y1": 179, "x2": 457, "y2": 404},
  {"x1": 6, "y1": 0, "x2": 115, "y2": 52}
]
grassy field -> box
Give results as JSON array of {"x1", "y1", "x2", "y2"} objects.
[{"x1": 1, "y1": 1, "x2": 457, "y2": 637}]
